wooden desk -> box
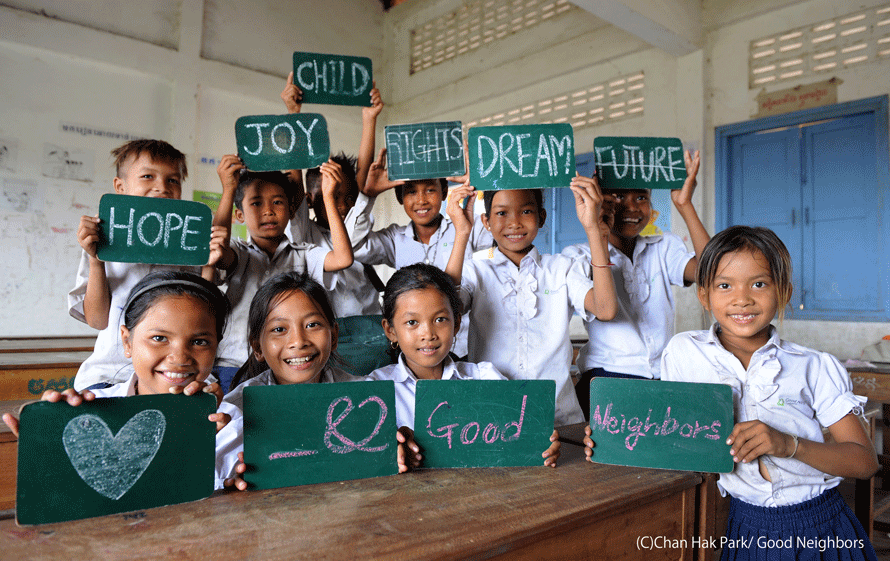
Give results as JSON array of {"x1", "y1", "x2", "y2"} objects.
[
  {"x1": 0, "y1": 444, "x2": 702, "y2": 560},
  {"x1": 0, "y1": 351, "x2": 89, "y2": 401},
  {"x1": 0, "y1": 337, "x2": 95, "y2": 354}
]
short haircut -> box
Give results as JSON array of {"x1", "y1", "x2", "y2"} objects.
[
  {"x1": 382, "y1": 263, "x2": 461, "y2": 325},
  {"x1": 305, "y1": 152, "x2": 359, "y2": 198},
  {"x1": 234, "y1": 170, "x2": 297, "y2": 210},
  {"x1": 395, "y1": 178, "x2": 449, "y2": 204},
  {"x1": 111, "y1": 139, "x2": 187, "y2": 179},
  {"x1": 482, "y1": 188, "x2": 545, "y2": 216}
]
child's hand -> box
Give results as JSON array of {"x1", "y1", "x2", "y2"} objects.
[
  {"x1": 216, "y1": 155, "x2": 245, "y2": 194},
  {"x1": 281, "y1": 71, "x2": 302, "y2": 114},
  {"x1": 727, "y1": 420, "x2": 794, "y2": 463},
  {"x1": 3, "y1": 388, "x2": 99, "y2": 437},
  {"x1": 2, "y1": 414, "x2": 19, "y2": 438},
  {"x1": 670, "y1": 150, "x2": 700, "y2": 210},
  {"x1": 396, "y1": 426, "x2": 423, "y2": 472},
  {"x1": 320, "y1": 159, "x2": 345, "y2": 198},
  {"x1": 599, "y1": 193, "x2": 615, "y2": 240},
  {"x1": 446, "y1": 136, "x2": 471, "y2": 185},
  {"x1": 362, "y1": 148, "x2": 404, "y2": 197},
  {"x1": 362, "y1": 82, "x2": 383, "y2": 121},
  {"x1": 446, "y1": 183, "x2": 476, "y2": 236},
  {"x1": 170, "y1": 379, "x2": 225, "y2": 407},
  {"x1": 543, "y1": 429, "x2": 560, "y2": 467},
  {"x1": 583, "y1": 424, "x2": 596, "y2": 463},
  {"x1": 223, "y1": 451, "x2": 249, "y2": 491},
  {"x1": 207, "y1": 225, "x2": 229, "y2": 268},
  {"x1": 570, "y1": 173, "x2": 605, "y2": 237},
  {"x1": 209, "y1": 412, "x2": 231, "y2": 433},
  {"x1": 78, "y1": 215, "x2": 102, "y2": 258}
]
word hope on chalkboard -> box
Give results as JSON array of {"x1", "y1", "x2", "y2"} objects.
[
  {"x1": 292, "y1": 52, "x2": 373, "y2": 107},
  {"x1": 469, "y1": 124, "x2": 575, "y2": 191},
  {"x1": 236, "y1": 113, "x2": 330, "y2": 172},
  {"x1": 593, "y1": 137, "x2": 686, "y2": 190},
  {"x1": 385, "y1": 121, "x2": 465, "y2": 181}
]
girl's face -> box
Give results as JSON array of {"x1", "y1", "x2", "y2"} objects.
[
  {"x1": 698, "y1": 249, "x2": 779, "y2": 356},
  {"x1": 482, "y1": 189, "x2": 544, "y2": 266},
  {"x1": 383, "y1": 287, "x2": 457, "y2": 380},
  {"x1": 253, "y1": 290, "x2": 337, "y2": 385},
  {"x1": 121, "y1": 294, "x2": 218, "y2": 395},
  {"x1": 608, "y1": 189, "x2": 651, "y2": 242}
]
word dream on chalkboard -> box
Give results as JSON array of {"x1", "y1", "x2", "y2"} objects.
[
  {"x1": 589, "y1": 378, "x2": 734, "y2": 473},
  {"x1": 414, "y1": 379, "x2": 555, "y2": 468},
  {"x1": 97, "y1": 194, "x2": 211, "y2": 266},
  {"x1": 593, "y1": 137, "x2": 686, "y2": 190},
  {"x1": 384, "y1": 121, "x2": 465, "y2": 181},
  {"x1": 243, "y1": 381, "x2": 397, "y2": 490},
  {"x1": 293, "y1": 52, "x2": 372, "y2": 107},
  {"x1": 469, "y1": 124, "x2": 575, "y2": 191},
  {"x1": 235, "y1": 113, "x2": 330, "y2": 172},
  {"x1": 16, "y1": 393, "x2": 216, "y2": 525}
]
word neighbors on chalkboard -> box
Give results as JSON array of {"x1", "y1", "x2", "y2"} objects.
[
  {"x1": 593, "y1": 137, "x2": 686, "y2": 190},
  {"x1": 385, "y1": 121, "x2": 465, "y2": 181},
  {"x1": 97, "y1": 194, "x2": 211, "y2": 266},
  {"x1": 236, "y1": 113, "x2": 330, "y2": 172},
  {"x1": 293, "y1": 52, "x2": 373, "y2": 107},
  {"x1": 469, "y1": 124, "x2": 575, "y2": 190}
]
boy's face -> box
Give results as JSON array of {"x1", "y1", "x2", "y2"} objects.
[
  {"x1": 607, "y1": 189, "x2": 651, "y2": 242},
  {"x1": 401, "y1": 181, "x2": 444, "y2": 227},
  {"x1": 113, "y1": 152, "x2": 183, "y2": 199},
  {"x1": 481, "y1": 189, "x2": 544, "y2": 265},
  {"x1": 307, "y1": 180, "x2": 355, "y2": 229},
  {"x1": 234, "y1": 180, "x2": 293, "y2": 242}
]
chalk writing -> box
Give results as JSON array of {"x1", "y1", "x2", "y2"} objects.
[
  {"x1": 851, "y1": 375, "x2": 878, "y2": 392},
  {"x1": 427, "y1": 394, "x2": 527, "y2": 449},
  {"x1": 28, "y1": 377, "x2": 75, "y2": 395},
  {"x1": 593, "y1": 137, "x2": 686, "y2": 190},
  {"x1": 325, "y1": 396, "x2": 389, "y2": 454},
  {"x1": 269, "y1": 449, "x2": 317, "y2": 460},
  {"x1": 293, "y1": 52, "x2": 373, "y2": 106},
  {"x1": 385, "y1": 122, "x2": 465, "y2": 181},
  {"x1": 591, "y1": 403, "x2": 721, "y2": 451},
  {"x1": 108, "y1": 208, "x2": 203, "y2": 250},
  {"x1": 241, "y1": 119, "x2": 319, "y2": 157},
  {"x1": 469, "y1": 124, "x2": 575, "y2": 190},
  {"x1": 235, "y1": 113, "x2": 330, "y2": 172}
]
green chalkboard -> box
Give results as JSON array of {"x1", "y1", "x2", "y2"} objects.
[
  {"x1": 243, "y1": 381, "x2": 397, "y2": 490},
  {"x1": 384, "y1": 122, "x2": 465, "y2": 181},
  {"x1": 96, "y1": 194, "x2": 211, "y2": 265},
  {"x1": 468, "y1": 124, "x2": 575, "y2": 191},
  {"x1": 593, "y1": 136, "x2": 686, "y2": 189},
  {"x1": 414, "y1": 379, "x2": 555, "y2": 468},
  {"x1": 235, "y1": 113, "x2": 330, "y2": 172},
  {"x1": 292, "y1": 52, "x2": 373, "y2": 107},
  {"x1": 335, "y1": 315, "x2": 394, "y2": 377},
  {"x1": 16, "y1": 393, "x2": 216, "y2": 525},
  {"x1": 589, "y1": 378, "x2": 734, "y2": 473}
]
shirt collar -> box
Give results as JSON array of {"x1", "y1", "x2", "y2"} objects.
[
  {"x1": 394, "y1": 353, "x2": 456, "y2": 381},
  {"x1": 490, "y1": 245, "x2": 542, "y2": 269}
]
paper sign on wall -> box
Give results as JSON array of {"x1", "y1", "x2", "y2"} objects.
[
  {"x1": 235, "y1": 113, "x2": 330, "y2": 172},
  {"x1": 593, "y1": 137, "x2": 686, "y2": 190},
  {"x1": 469, "y1": 124, "x2": 575, "y2": 190},
  {"x1": 384, "y1": 121, "x2": 465, "y2": 181},
  {"x1": 292, "y1": 52, "x2": 373, "y2": 107}
]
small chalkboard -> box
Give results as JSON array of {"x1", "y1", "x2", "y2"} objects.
[
  {"x1": 243, "y1": 381, "x2": 397, "y2": 490},
  {"x1": 335, "y1": 315, "x2": 394, "y2": 377},
  {"x1": 589, "y1": 378, "x2": 734, "y2": 473},
  {"x1": 384, "y1": 122, "x2": 465, "y2": 181},
  {"x1": 468, "y1": 124, "x2": 575, "y2": 191},
  {"x1": 16, "y1": 393, "x2": 216, "y2": 525},
  {"x1": 235, "y1": 113, "x2": 330, "y2": 172},
  {"x1": 96, "y1": 194, "x2": 211, "y2": 265},
  {"x1": 292, "y1": 52, "x2": 373, "y2": 107},
  {"x1": 593, "y1": 137, "x2": 686, "y2": 189},
  {"x1": 414, "y1": 379, "x2": 555, "y2": 468}
]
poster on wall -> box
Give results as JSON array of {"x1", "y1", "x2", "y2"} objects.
[{"x1": 42, "y1": 143, "x2": 94, "y2": 182}]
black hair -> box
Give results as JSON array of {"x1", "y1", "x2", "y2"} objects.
[
  {"x1": 233, "y1": 170, "x2": 298, "y2": 211},
  {"x1": 395, "y1": 178, "x2": 449, "y2": 204},
  {"x1": 382, "y1": 263, "x2": 461, "y2": 326},
  {"x1": 482, "y1": 188, "x2": 545, "y2": 217},
  {"x1": 112, "y1": 139, "x2": 187, "y2": 179},
  {"x1": 305, "y1": 152, "x2": 359, "y2": 199}
]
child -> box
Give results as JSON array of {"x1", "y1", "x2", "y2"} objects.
[
  {"x1": 444, "y1": 180, "x2": 617, "y2": 426},
  {"x1": 215, "y1": 272, "x2": 363, "y2": 489},
  {"x1": 366, "y1": 263, "x2": 560, "y2": 468},
  {"x1": 660, "y1": 226, "x2": 878, "y2": 560},
  {"x1": 563, "y1": 151, "x2": 709, "y2": 418}
]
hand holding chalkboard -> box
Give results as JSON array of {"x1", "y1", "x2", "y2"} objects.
[
  {"x1": 362, "y1": 148, "x2": 406, "y2": 198},
  {"x1": 281, "y1": 71, "x2": 303, "y2": 114},
  {"x1": 78, "y1": 214, "x2": 102, "y2": 258}
]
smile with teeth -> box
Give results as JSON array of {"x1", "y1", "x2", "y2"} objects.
[
  {"x1": 284, "y1": 355, "x2": 316, "y2": 365},
  {"x1": 414, "y1": 209, "x2": 431, "y2": 216},
  {"x1": 728, "y1": 313, "x2": 757, "y2": 323},
  {"x1": 157, "y1": 371, "x2": 195, "y2": 383}
]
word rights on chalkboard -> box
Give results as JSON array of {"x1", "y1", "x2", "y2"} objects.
[
  {"x1": 236, "y1": 113, "x2": 330, "y2": 172},
  {"x1": 469, "y1": 124, "x2": 575, "y2": 191},
  {"x1": 385, "y1": 121, "x2": 465, "y2": 181},
  {"x1": 593, "y1": 137, "x2": 686, "y2": 190},
  {"x1": 293, "y1": 51, "x2": 373, "y2": 107}
]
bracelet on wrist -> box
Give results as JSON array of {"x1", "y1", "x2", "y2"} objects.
[
  {"x1": 591, "y1": 261, "x2": 615, "y2": 268},
  {"x1": 787, "y1": 433, "x2": 799, "y2": 458}
]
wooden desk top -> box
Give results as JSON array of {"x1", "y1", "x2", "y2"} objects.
[
  {"x1": 0, "y1": 351, "x2": 92, "y2": 369},
  {"x1": 0, "y1": 444, "x2": 701, "y2": 560},
  {"x1": 0, "y1": 338, "x2": 95, "y2": 354}
]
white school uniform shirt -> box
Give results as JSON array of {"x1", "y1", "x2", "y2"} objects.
[
  {"x1": 562, "y1": 232, "x2": 693, "y2": 379},
  {"x1": 215, "y1": 237, "x2": 331, "y2": 369},
  {"x1": 661, "y1": 324, "x2": 866, "y2": 507},
  {"x1": 86, "y1": 373, "x2": 138, "y2": 397},
  {"x1": 460, "y1": 247, "x2": 593, "y2": 426},
  {"x1": 68, "y1": 252, "x2": 200, "y2": 390},
  {"x1": 366, "y1": 354, "x2": 506, "y2": 430},
  {"x1": 214, "y1": 366, "x2": 359, "y2": 489}
]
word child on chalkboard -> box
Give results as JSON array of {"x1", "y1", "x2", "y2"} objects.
[
  {"x1": 384, "y1": 121, "x2": 465, "y2": 181},
  {"x1": 292, "y1": 52, "x2": 373, "y2": 107}
]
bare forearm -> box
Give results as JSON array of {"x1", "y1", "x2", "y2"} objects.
[
  {"x1": 82, "y1": 256, "x2": 110, "y2": 329},
  {"x1": 357, "y1": 115, "x2": 377, "y2": 190},
  {"x1": 323, "y1": 200, "x2": 354, "y2": 271},
  {"x1": 583, "y1": 230, "x2": 617, "y2": 320},
  {"x1": 791, "y1": 438, "x2": 878, "y2": 479},
  {"x1": 445, "y1": 231, "x2": 470, "y2": 286},
  {"x1": 675, "y1": 202, "x2": 710, "y2": 258}
]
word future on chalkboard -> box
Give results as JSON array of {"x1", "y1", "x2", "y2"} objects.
[
  {"x1": 243, "y1": 381, "x2": 397, "y2": 490},
  {"x1": 589, "y1": 378, "x2": 733, "y2": 473},
  {"x1": 236, "y1": 113, "x2": 330, "y2": 172},
  {"x1": 16, "y1": 393, "x2": 216, "y2": 525},
  {"x1": 384, "y1": 121, "x2": 465, "y2": 181},
  {"x1": 293, "y1": 52, "x2": 373, "y2": 107},
  {"x1": 593, "y1": 137, "x2": 686, "y2": 190},
  {"x1": 414, "y1": 379, "x2": 555, "y2": 468},
  {"x1": 97, "y1": 194, "x2": 212, "y2": 265},
  {"x1": 469, "y1": 124, "x2": 575, "y2": 191}
]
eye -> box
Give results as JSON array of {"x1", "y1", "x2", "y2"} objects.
[
  {"x1": 753, "y1": 281, "x2": 767, "y2": 288},
  {"x1": 141, "y1": 174, "x2": 153, "y2": 180},
  {"x1": 495, "y1": 210, "x2": 506, "y2": 216},
  {"x1": 306, "y1": 321, "x2": 323, "y2": 329},
  {"x1": 270, "y1": 326, "x2": 286, "y2": 334},
  {"x1": 613, "y1": 194, "x2": 625, "y2": 202},
  {"x1": 434, "y1": 316, "x2": 449, "y2": 323},
  {"x1": 168, "y1": 178, "x2": 181, "y2": 185},
  {"x1": 151, "y1": 335, "x2": 167, "y2": 342},
  {"x1": 192, "y1": 338, "x2": 211, "y2": 347},
  {"x1": 405, "y1": 319, "x2": 418, "y2": 326},
  {"x1": 251, "y1": 201, "x2": 261, "y2": 207},
  {"x1": 716, "y1": 283, "x2": 730, "y2": 290},
  {"x1": 522, "y1": 209, "x2": 534, "y2": 215}
]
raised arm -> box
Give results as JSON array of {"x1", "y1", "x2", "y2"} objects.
[
  {"x1": 444, "y1": 183, "x2": 476, "y2": 286},
  {"x1": 357, "y1": 83, "x2": 383, "y2": 190},
  {"x1": 281, "y1": 71, "x2": 302, "y2": 114},
  {"x1": 78, "y1": 215, "x2": 111, "y2": 329},
  {"x1": 211, "y1": 155, "x2": 243, "y2": 271},
  {"x1": 671, "y1": 150, "x2": 709, "y2": 284},
  {"x1": 571, "y1": 174, "x2": 618, "y2": 321},
  {"x1": 361, "y1": 148, "x2": 404, "y2": 198},
  {"x1": 320, "y1": 160, "x2": 355, "y2": 271}
]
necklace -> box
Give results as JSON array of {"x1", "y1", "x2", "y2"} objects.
[{"x1": 413, "y1": 218, "x2": 443, "y2": 265}]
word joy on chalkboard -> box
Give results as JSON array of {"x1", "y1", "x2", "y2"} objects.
[
  {"x1": 243, "y1": 381, "x2": 397, "y2": 490},
  {"x1": 236, "y1": 113, "x2": 330, "y2": 172},
  {"x1": 97, "y1": 194, "x2": 212, "y2": 266},
  {"x1": 589, "y1": 378, "x2": 734, "y2": 473},
  {"x1": 16, "y1": 393, "x2": 216, "y2": 525},
  {"x1": 469, "y1": 124, "x2": 575, "y2": 191},
  {"x1": 414, "y1": 379, "x2": 555, "y2": 468},
  {"x1": 384, "y1": 121, "x2": 465, "y2": 181},
  {"x1": 293, "y1": 52, "x2": 373, "y2": 107},
  {"x1": 593, "y1": 137, "x2": 687, "y2": 190}
]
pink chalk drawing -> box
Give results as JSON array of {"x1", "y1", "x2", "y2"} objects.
[
  {"x1": 427, "y1": 395, "x2": 528, "y2": 449},
  {"x1": 324, "y1": 395, "x2": 390, "y2": 454},
  {"x1": 590, "y1": 403, "x2": 722, "y2": 451}
]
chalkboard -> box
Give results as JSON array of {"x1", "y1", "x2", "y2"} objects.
[
  {"x1": 243, "y1": 381, "x2": 397, "y2": 490},
  {"x1": 589, "y1": 378, "x2": 733, "y2": 473},
  {"x1": 292, "y1": 52, "x2": 373, "y2": 107},
  {"x1": 16, "y1": 393, "x2": 216, "y2": 525},
  {"x1": 384, "y1": 122, "x2": 465, "y2": 181},
  {"x1": 235, "y1": 113, "x2": 330, "y2": 172},
  {"x1": 468, "y1": 124, "x2": 575, "y2": 191},
  {"x1": 96, "y1": 194, "x2": 211, "y2": 265},
  {"x1": 414, "y1": 379, "x2": 555, "y2": 468},
  {"x1": 335, "y1": 315, "x2": 394, "y2": 377},
  {"x1": 593, "y1": 137, "x2": 686, "y2": 190}
]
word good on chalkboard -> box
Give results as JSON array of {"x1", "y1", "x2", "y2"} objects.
[
  {"x1": 235, "y1": 113, "x2": 330, "y2": 172},
  {"x1": 335, "y1": 315, "x2": 394, "y2": 377},
  {"x1": 384, "y1": 121, "x2": 465, "y2": 181},
  {"x1": 16, "y1": 393, "x2": 216, "y2": 525},
  {"x1": 593, "y1": 137, "x2": 686, "y2": 190},
  {"x1": 97, "y1": 194, "x2": 211, "y2": 265},
  {"x1": 414, "y1": 379, "x2": 555, "y2": 468},
  {"x1": 243, "y1": 381, "x2": 397, "y2": 490},
  {"x1": 589, "y1": 378, "x2": 733, "y2": 473},
  {"x1": 293, "y1": 52, "x2": 373, "y2": 106},
  {"x1": 469, "y1": 124, "x2": 575, "y2": 191}
]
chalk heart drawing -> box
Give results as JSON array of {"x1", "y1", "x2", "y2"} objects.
[{"x1": 62, "y1": 410, "x2": 166, "y2": 500}]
